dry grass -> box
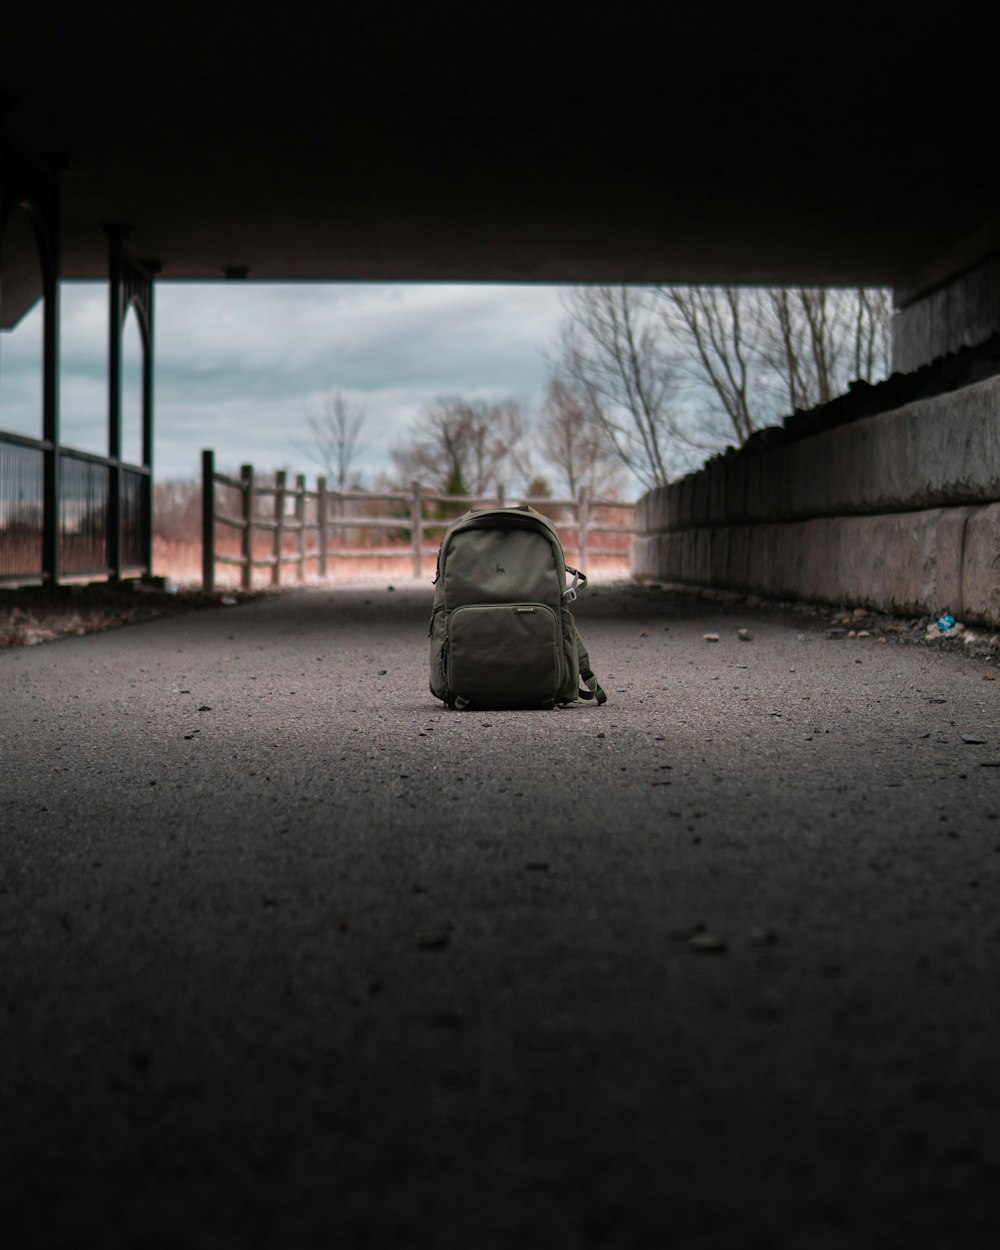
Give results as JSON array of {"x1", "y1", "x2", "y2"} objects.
[{"x1": 156, "y1": 538, "x2": 631, "y2": 591}]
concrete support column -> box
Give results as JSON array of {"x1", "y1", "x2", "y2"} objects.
[
  {"x1": 140, "y1": 261, "x2": 158, "y2": 573},
  {"x1": 41, "y1": 183, "x2": 61, "y2": 584}
]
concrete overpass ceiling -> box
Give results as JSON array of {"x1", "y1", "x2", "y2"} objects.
[{"x1": 2, "y1": 5, "x2": 996, "y2": 285}]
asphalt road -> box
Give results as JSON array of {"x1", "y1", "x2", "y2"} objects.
[{"x1": 3, "y1": 582, "x2": 999, "y2": 1250}]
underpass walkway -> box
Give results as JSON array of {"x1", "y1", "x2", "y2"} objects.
[{"x1": 3, "y1": 583, "x2": 999, "y2": 1249}]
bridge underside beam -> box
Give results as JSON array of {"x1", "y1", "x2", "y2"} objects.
[{"x1": 1, "y1": 6, "x2": 997, "y2": 290}]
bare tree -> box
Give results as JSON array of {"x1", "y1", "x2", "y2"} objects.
[
  {"x1": 558, "y1": 286, "x2": 675, "y2": 491},
  {"x1": 390, "y1": 395, "x2": 532, "y2": 496},
  {"x1": 153, "y1": 477, "x2": 201, "y2": 543},
  {"x1": 538, "y1": 376, "x2": 626, "y2": 499},
  {"x1": 556, "y1": 284, "x2": 892, "y2": 487},
  {"x1": 656, "y1": 286, "x2": 768, "y2": 444},
  {"x1": 757, "y1": 286, "x2": 892, "y2": 412},
  {"x1": 657, "y1": 285, "x2": 892, "y2": 434},
  {"x1": 853, "y1": 288, "x2": 892, "y2": 382},
  {"x1": 296, "y1": 391, "x2": 367, "y2": 489}
]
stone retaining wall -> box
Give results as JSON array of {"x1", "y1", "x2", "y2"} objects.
[{"x1": 632, "y1": 375, "x2": 1000, "y2": 624}]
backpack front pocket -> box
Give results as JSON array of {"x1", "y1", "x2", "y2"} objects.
[{"x1": 446, "y1": 603, "x2": 562, "y2": 704}]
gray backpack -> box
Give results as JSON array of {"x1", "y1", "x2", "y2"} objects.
[{"x1": 429, "y1": 504, "x2": 607, "y2": 709}]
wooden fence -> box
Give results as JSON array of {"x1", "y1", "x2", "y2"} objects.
[{"x1": 201, "y1": 450, "x2": 634, "y2": 592}]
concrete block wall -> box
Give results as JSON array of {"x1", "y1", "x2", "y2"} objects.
[
  {"x1": 893, "y1": 253, "x2": 1000, "y2": 374},
  {"x1": 632, "y1": 375, "x2": 1000, "y2": 625}
]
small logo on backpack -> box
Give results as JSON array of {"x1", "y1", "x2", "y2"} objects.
[
  {"x1": 495, "y1": 563, "x2": 506, "y2": 576},
  {"x1": 514, "y1": 607, "x2": 536, "y2": 613}
]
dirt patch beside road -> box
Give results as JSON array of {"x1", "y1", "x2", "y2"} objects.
[{"x1": 0, "y1": 581, "x2": 257, "y2": 647}]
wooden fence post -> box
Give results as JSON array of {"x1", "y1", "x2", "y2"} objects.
[
  {"x1": 295, "y1": 473, "x2": 306, "y2": 581},
  {"x1": 240, "y1": 463, "x2": 254, "y2": 592},
  {"x1": 272, "y1": 469, "x2": 286, "y2": 586},
  {"x1": 578, "y1": 484, "x2": 590, "y2": 570},
  {"x1": 201, "y1": 448, "x2": 215, "y2": 593},
  {"x1": 317, "y1": 475, "x2": 328, "y2": 580},
  {"x1": 199, "y1": 466, "x2": 627, "y2": 592},
  {"x1": 411, "y1": 480, "x2": 424, "y2": 579}
]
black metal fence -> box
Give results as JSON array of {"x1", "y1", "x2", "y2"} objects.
[
  {"x1": 0, "y1": 433, "x2": 43, "y2": 580},
  {"x1": 0, "y1": 429, "x2": 150, "y2": 584}
]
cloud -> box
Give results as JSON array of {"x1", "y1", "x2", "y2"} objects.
[
  {"x1": 2, "y1": 282, "x2": 570, "y2": 483},
  {"x1": 152, "y1": 283, "x2": 566, "y2": 478}
]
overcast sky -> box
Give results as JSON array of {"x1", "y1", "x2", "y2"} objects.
[{"x1": 1, "y1": 282, "x2": 576, "y2": 488}]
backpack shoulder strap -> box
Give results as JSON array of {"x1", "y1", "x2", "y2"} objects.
[
  {"x1": 563, "y1": 565, "x2": 586, "y2": 603},
  {"x1": 572, "y1": 621, "x2": 608, "y2": 705}
]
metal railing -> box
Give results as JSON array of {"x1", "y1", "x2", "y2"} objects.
[
  {"x1": 0, "y1": 433, "x2": 44, "y2": 581},
  {"x1": 201, "y1": 450, "x2": 634, "y2": 592},
  {"x1": 0, "y1": 428, "x2": 150, "y2": 584}
]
